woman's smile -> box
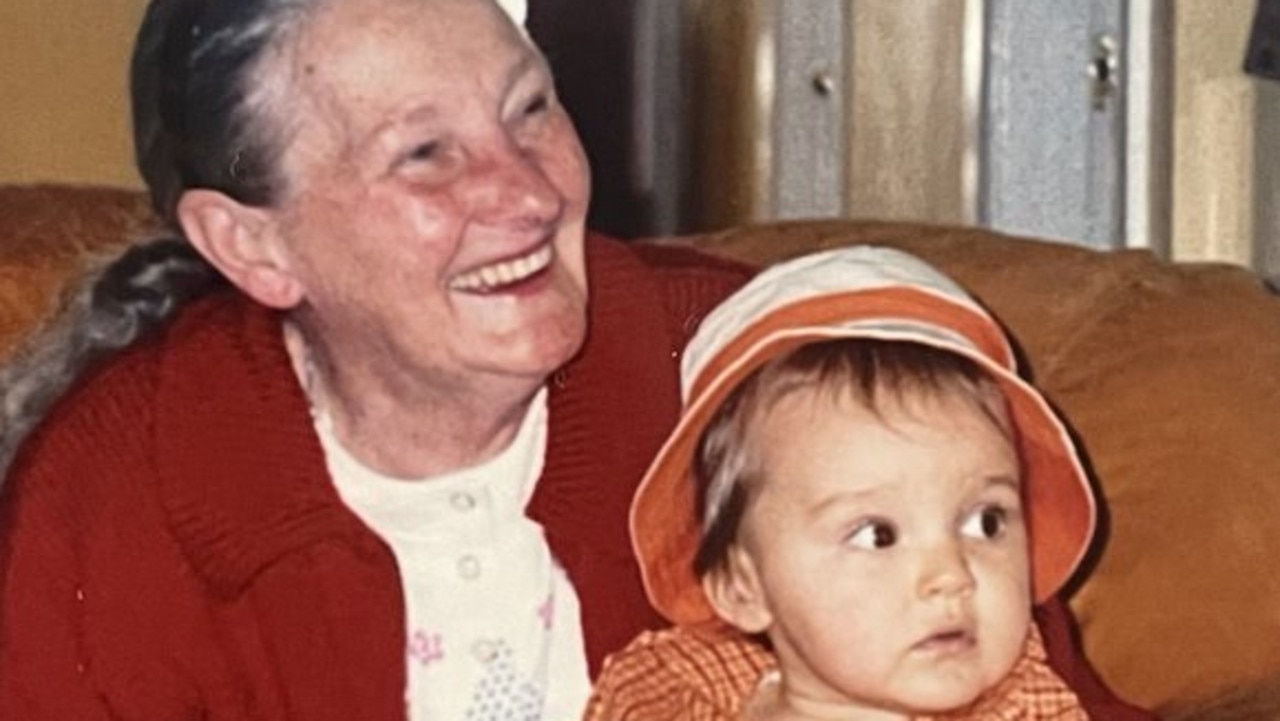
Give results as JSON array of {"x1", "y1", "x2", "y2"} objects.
[{"x1": 448, "y1": 241, "x2": 555, "y2": 293}]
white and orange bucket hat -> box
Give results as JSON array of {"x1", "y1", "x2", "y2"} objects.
[{"x1": 631, "y1": 245, "x2": 1098, "y2": 626}]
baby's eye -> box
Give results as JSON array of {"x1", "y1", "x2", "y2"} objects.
[
  {"x1": 961, "y1": 504, "x2": 1009, "y2": 540},
  {"x1": 846, "y1": 519, "x2": 898, "y2": 550}
]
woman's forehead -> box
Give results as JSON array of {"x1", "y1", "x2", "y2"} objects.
[
  {"x1": 296, "y1": 0, "x2": 522, "y2": 62},
  {"x1": 279, "y1": 0, "x2": 526, "y2": 92},
  {"x1": 270, "y1": 0, "x2": 533, "y2": 132}
]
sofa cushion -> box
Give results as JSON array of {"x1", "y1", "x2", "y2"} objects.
[
  {"x1": 668, "y1": 219, "x2": 1280, "y2": 715},
  {"x1": 0, "y1": 184, "x2": 157, "y2": 362}
]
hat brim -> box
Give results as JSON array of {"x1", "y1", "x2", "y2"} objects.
[{"x1": 631, "y1": 288, "x2": 1097, "y2": 625}]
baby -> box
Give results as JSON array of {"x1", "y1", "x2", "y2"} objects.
[{"x1": 586, "y1": 246, "x2": 1096, "y2": 720}]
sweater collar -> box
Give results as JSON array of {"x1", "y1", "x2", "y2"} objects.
[
  {"x1": 151, "y1": 234, "x2": 676, "y2": 621},
  {"x1": 155, "y1": 293, "x2": 369, "y2": 597}
]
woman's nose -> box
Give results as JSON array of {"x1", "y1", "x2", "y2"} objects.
[
  {"x1": 917, "y1": 539, "x2": 977, "y2": 600},
  {"x1": 465, "y1": 142, "x2": 563, "y2": 228}
]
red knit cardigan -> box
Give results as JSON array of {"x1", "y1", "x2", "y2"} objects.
[{"x1": 0, "y1": 234, "x2": 1148, "y2": 721}]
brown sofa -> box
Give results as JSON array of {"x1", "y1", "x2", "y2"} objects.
[{"x1": 4, "y1": 183, "x2": 1280, "y2": 719}]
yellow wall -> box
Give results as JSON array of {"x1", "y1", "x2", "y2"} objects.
[{"x1": 0, "y1": 0, "x2": 146, "y2": 188}]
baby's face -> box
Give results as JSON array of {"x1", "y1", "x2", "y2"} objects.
[{"x1": 728, "y1": 385, "x2": 1031, "y2": 717}]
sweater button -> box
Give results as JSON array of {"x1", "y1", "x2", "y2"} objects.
[
  {"x1": 471, "y1": 639, "x2": 498, "y2": 663},
  {"x1": 450, "y1": 492, "x2": 476, "y2": 512}
]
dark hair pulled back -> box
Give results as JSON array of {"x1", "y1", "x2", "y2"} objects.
[
  {"x1": 133, "y1": 0, "x2": 307, "y2": 223},
  {"x1": 1, "y1": 0, "x2": 315, "y2": 476}
]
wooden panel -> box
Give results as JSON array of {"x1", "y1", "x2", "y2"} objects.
[
  {"x1": 682, "y1": 0, "x2": 772, "y2": 230},
  {"x1": 847, "y1": 0, "x2": 977, "y2": 225}
]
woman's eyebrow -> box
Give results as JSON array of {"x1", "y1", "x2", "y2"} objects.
[
  {"x1": 502, "y1": 50, "x2": 547, "y2": 96},
  {"x1": 361, "y1": 51, "x2": 547, "y2": 151}
]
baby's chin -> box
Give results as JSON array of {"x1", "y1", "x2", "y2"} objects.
[
  {"x1": 754, "y1": 671, "x2": 998, "y2": 721},
  {"x1": 900, "y1": 659, "x2": 1023, "y2": 716}
]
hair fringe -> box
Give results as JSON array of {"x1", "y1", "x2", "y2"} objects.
[{"x1": 0, "y1": 238, "x2": 223, "y2": 480}]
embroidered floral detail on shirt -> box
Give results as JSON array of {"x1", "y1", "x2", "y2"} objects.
[
  {"x1": 407, "y1": 630, "x2": 445, "y2": 667},
  {"x1": 538, "y1": 593, "x2": 555, "y2": 631}
]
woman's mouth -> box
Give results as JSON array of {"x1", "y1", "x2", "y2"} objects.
[{"x1": 448, "y1": 244, "x2": 554, "y2": 293}]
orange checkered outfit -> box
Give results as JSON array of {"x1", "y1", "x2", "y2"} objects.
[{"x1": 585, "y1": 624, "x2": 1086, "y2": 720}]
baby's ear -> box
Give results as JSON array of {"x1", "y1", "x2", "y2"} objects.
[{"x1": 702, "y1": 546, "x2": 773, "y2": 634}]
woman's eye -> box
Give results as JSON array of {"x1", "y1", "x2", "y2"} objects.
[
  {"x1": 523, "y1": 93, "x2": 549, "y2": 117},
  {"x1": 846, "y1": 520, "x2": 897, "y2": 550},
  {"x1": 961, "y1": 504, "x2": 1009, "y2": 540},
  {"x1": 403, "y1": 141, "x2": 440, "y2": 164}
]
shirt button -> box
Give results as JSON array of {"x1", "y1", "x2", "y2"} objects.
[
  {"x1": 471, "y1": 639, "x2": 498, "y2": 663},
  {"x1": 457, "y1": 554, "x2": 481, "y2": 580},
  {"x1": 450, "y1": 492, "x2": 476, "y2": 512}
]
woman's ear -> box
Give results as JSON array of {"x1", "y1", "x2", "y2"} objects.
[
  {"x1": 176, "y1": 189, "x2": 303, "y2": 309},
  {"x1": 702, "y1": 546, "x2": 773, "y2": 635}
]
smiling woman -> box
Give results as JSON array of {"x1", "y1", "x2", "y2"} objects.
[{"x1": 205, "y1": 0, "x2": 594, "y2": 477}]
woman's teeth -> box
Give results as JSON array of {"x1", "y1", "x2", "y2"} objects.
[{"x1": 449, "y1": 244, "x2": 553, "y2": 292}]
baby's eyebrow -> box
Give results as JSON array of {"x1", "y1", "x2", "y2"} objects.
[
  {"x1": 979, "y1": 474, "x2": 1023, "y2": 494},
  {"x1": 804, "y1": 484, "x2": 886, "y2": 520}
]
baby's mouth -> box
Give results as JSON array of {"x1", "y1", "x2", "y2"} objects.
[
  {"x1": 448, "y1": 243, "x2": 554, "y2": 293},
  {"x1": 912, "y1": 627, "x2": 977, "y2": 655}
]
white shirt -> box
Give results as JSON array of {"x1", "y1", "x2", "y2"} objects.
[{"x1": 315, "y1": 389, "x2": 591, "y2": 721}]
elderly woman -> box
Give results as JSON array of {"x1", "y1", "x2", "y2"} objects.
[{"x1": 0, "y1": 0, "x2": 1149, "y2": 720}]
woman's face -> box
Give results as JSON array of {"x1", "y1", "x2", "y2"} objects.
[{"x1": 260, "y1": 0, "x2": 590, "y2": 394}]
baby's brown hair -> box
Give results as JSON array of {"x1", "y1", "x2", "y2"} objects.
[{"x1": 692, "y1": 337, "x2": 1013, "y2": 578}]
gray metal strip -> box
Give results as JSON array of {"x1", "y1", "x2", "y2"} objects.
[
  {"x1": 770, "y1": 0, "x2": 848, "y2": 220},
  {"x1": 981, "y1": 0, "x2": 1128, "y2": 249},
  {"x1": 1254, "y1": 81, "x2": 1280, "y2": 282}
]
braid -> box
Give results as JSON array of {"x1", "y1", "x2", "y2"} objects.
[
  {"x1": 86, "y1": 237, "x2": 223, "y2": 344},
  {"x1": 0, "y1": 238, "x2": 224, "y2": 478}
]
